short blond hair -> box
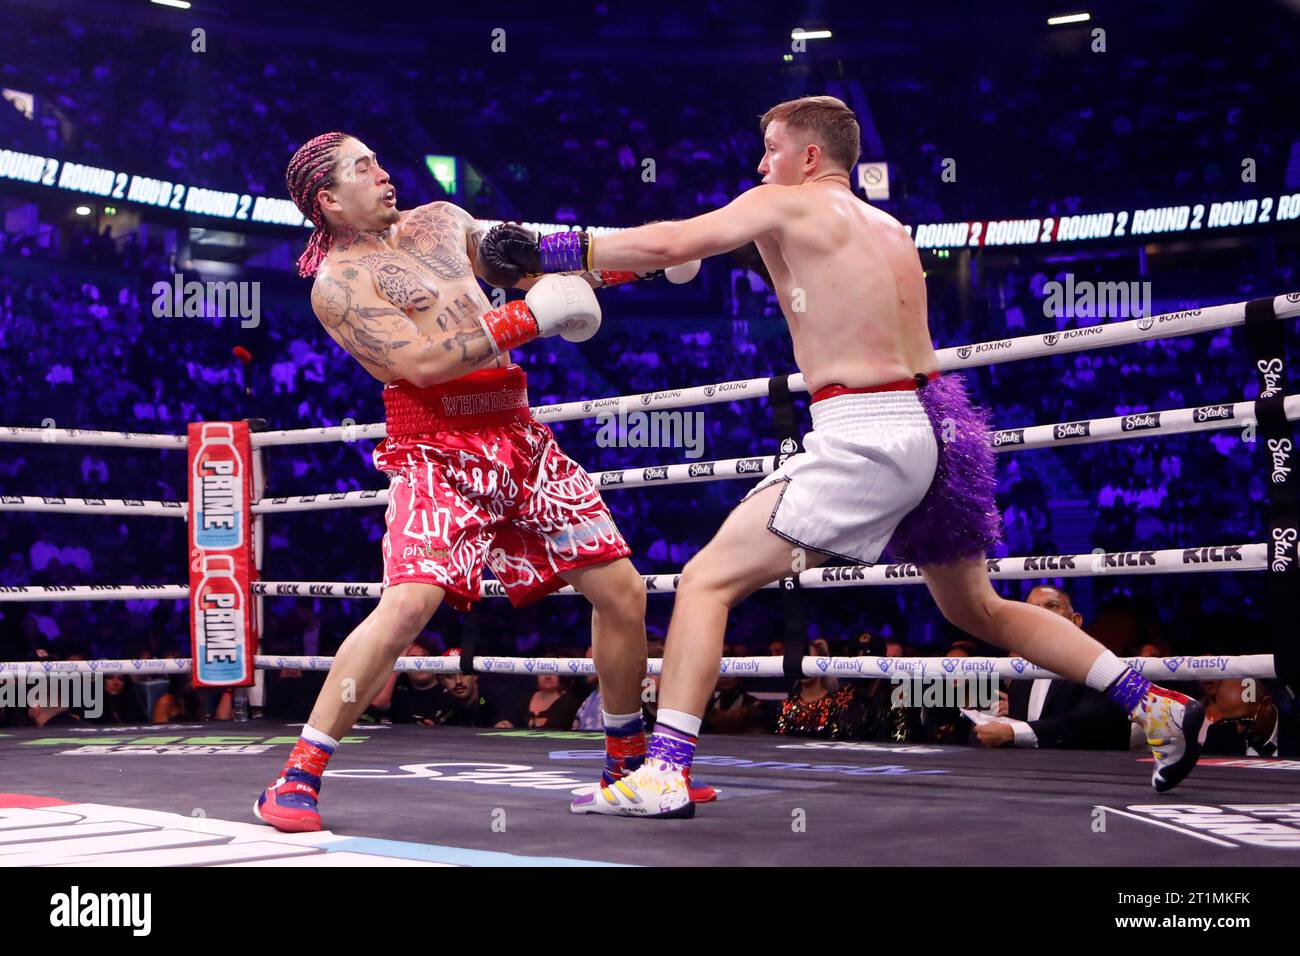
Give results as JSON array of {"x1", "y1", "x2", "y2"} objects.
[{"x1": 760, "y1": 95, "x2": 861, "y2": 171}]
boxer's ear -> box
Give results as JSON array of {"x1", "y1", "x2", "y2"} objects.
[{"x1": 317, "y1": 187, "x2": 343, "y2": 215}]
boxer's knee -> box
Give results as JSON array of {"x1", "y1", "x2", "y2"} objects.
[
  {"x1": 678, "y1": 551, "x2": 743, "y2": 606},
  {"x1": 592, "y1": 565, "x2": 647, "y2": 629},
  {"x1": 375, "y1": 584, "x2": 442, "y2": 645},
  {"x1": 935, "y1": 588, "x2": 1001, "y2": 641},
  {"x1": 577, "y1": 559, "x2": 646, "y2": 627}
]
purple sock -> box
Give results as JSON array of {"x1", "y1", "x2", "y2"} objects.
[
  {"x1": 1106, "y1": 668, "x2": 1152, "y2": 714},
  {"x1": 646, "y1": 720, "x2": 697, "y2": 771}
]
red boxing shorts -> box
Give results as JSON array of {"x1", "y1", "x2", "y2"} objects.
[{"x1": 373, "y1": 365, "x2": 631, "y2": 611}]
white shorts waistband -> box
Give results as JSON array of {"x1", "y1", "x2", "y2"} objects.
[{"x1": 809, "y1": 390, "x2": 930, "y2": 432}]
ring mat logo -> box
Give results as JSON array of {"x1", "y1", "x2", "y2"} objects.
[
  {"x1": 0, "y1": 799, "x2": 476, "y2": 865},
  {"x1": 1111, "y1": 803, "x2": 1300, "y2": 849},
  {"x1": 326, "y1": 761, "x2": 594, "y2": 792},
  {"x1": 25, "y1": 733, "x2": 370, "y2": 754}
]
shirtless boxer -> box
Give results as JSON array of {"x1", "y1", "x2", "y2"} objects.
[
  {"x1": 480, "y1": 96, "x2": 1203, "y2": 818},
  {"x1": 254, "y1": 131, "x2": 711, "y2": 832}
]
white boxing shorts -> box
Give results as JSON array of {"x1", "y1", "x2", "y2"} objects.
[{"x1": 744, "y1": 388, "x2": 939, "y2": 565}]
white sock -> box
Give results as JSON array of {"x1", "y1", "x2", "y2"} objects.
[
  {"x1": 655, "y1": 708, "x2": 702, "y2": 737},
  {"x1": 1084, "y1": 651, "x2": 1129, "y2": 694},
  {"x1": 602, "y1": 710, "x2": 643, "y2": 733},
  {"x1": 299, "y1": 724, "x2": 340, "y2": 751}
]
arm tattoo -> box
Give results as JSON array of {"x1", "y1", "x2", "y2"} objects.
[
  {"x1": 442, "y1": 328, "x2": 497, "y2": 366},
  {"x1": 312, "y1": 275, "x2": 413, "y2": 372}
]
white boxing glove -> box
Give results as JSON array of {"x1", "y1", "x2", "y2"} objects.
[
  {"x1": 664, "y1": 259, "x2": 701, "y2": 284},
  {"x1": 525, "y1": 274, "x2": 603, "y2": 343}
]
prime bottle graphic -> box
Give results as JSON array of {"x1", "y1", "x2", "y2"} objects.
[
  {"x1": 193, "y1": 553, "x2": 247, "y2": 683},
  {"x1": 186, "y1": 420, "x2": 256, "y2": 686},
  {"x1": 193, "y1": 423, "x2": 243, "y2": 549}
]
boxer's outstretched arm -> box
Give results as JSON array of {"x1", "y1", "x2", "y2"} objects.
[
  {"x1": 442, "y1": 204, "x2": 593, "y2": 291},
  {"x1": 590, "y1": 185, "x2": 791, "y2": 271}
]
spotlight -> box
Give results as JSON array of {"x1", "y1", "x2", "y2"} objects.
[
  {"x1": 151, "y1": 0, "x2": 193, "y2": 8},
  {"x1": 1047, "y1": 12, "x2": 1091, "y2": 25},
  {"x1": 75, "y1": 206, "x2": 92, "y2": 216}
]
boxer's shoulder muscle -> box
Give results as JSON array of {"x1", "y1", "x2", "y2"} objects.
[
  {"x1": 744, "y1": 183, "x2": 805, "y2": 220},
  {"x1": 397, "y1": 202, "x2": 478, "y2": 280}
]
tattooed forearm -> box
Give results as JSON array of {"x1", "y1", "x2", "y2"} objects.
[{"x1": 442, "y1": 328, "x2": 497, "y2": 366}]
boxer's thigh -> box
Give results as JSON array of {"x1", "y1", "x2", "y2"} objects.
[
  {"x1": 508, "y1": 423, "x2": 630, "y2": 561},
  {"x1": 489, "y1": 424, "x2": 630, "y2": 604},
  {"x1": 681, "y1": 482, "x2": 828, "y2": 603},
  {"x1": 381, "y1": 445, "x2": 495, "y2": 607},
  {"x1": 918, "y1": 556, "x2": 1000, "y2": 634}
]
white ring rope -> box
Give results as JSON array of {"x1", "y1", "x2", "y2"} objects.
[
  {"x1": 0, "y1": 426, "x2": 187, "y2": 449},
  {"x1": 5, "y1": 287, "x2": 1274, "y2": 452},
  {"x1": 0, "y1": 543, "x2": 1264, "y2": 603},
  {"x1": 0, "y1": 496, "x2": 186, "y2": 517},
  {"x1": 273, "y1": 292, "x2": 1300, "y2": 442},
  {"x1": 252, "y1": 455, "x2": 783, "y2": 514},
  {"x1": 990, "y1": 395, "x2": 1300, "y2": 451},
  {"x1": 248, "y1": 391, "x2": 1300, "y2": 515},
  {"x1": 7, "y1": 293, "x2": 1282, "y2": 452},
  {"x1": 0, "y1": 653, "x2": 1275, "y2": 681},
  {"x1": 0, "y1": 585, "x2": 191, "y2": 602},
  {"x1": 4, "y1": 386, "x2": 1297, "y2": 519}
]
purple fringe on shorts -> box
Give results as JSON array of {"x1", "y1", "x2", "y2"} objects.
[{"x1": 883, "y1": 374, "x2": 1002, "y2": 566}]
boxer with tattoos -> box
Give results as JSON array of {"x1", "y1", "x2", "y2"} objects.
[{"x1": 255, "y1": 132, "x2": 711, "y2": 832}]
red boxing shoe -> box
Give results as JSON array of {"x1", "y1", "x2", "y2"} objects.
[
  {"x1": 683, "y1": 768, "x2": 717, "y2": 803},
  {"x1": 253, "y1": 737, "x2": 334, "y2": 832}
]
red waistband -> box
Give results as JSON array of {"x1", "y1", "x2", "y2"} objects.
[
  {"x1": 811, "y1": 371, "x2": 940, "y2": 404},
  {"x1": 383, "y1": 365, "x2": 531, "y2": 437}
]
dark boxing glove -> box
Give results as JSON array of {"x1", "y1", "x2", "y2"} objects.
[
  {"x1": 480, "y1": 223, "x2": 593, "y2": 282},
  {"x1": 478, "y1": 223, "x2": 542, "y2": 285}
]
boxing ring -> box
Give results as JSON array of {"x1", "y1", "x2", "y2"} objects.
[{"x1": 1, "y1": 292, "x2": 1299, "y2": 866}]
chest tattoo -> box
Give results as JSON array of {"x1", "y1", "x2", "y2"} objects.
[
  {"x1": 355, "y1": 254, "x2": 438, "y2": 315},
  {"x1": 398, "y1": 205, "x2": 475, "y2": 280}
]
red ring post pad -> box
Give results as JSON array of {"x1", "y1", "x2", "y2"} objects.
[{"x1": 186, "y1": 421, "x2": 258, "y2": 688}]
